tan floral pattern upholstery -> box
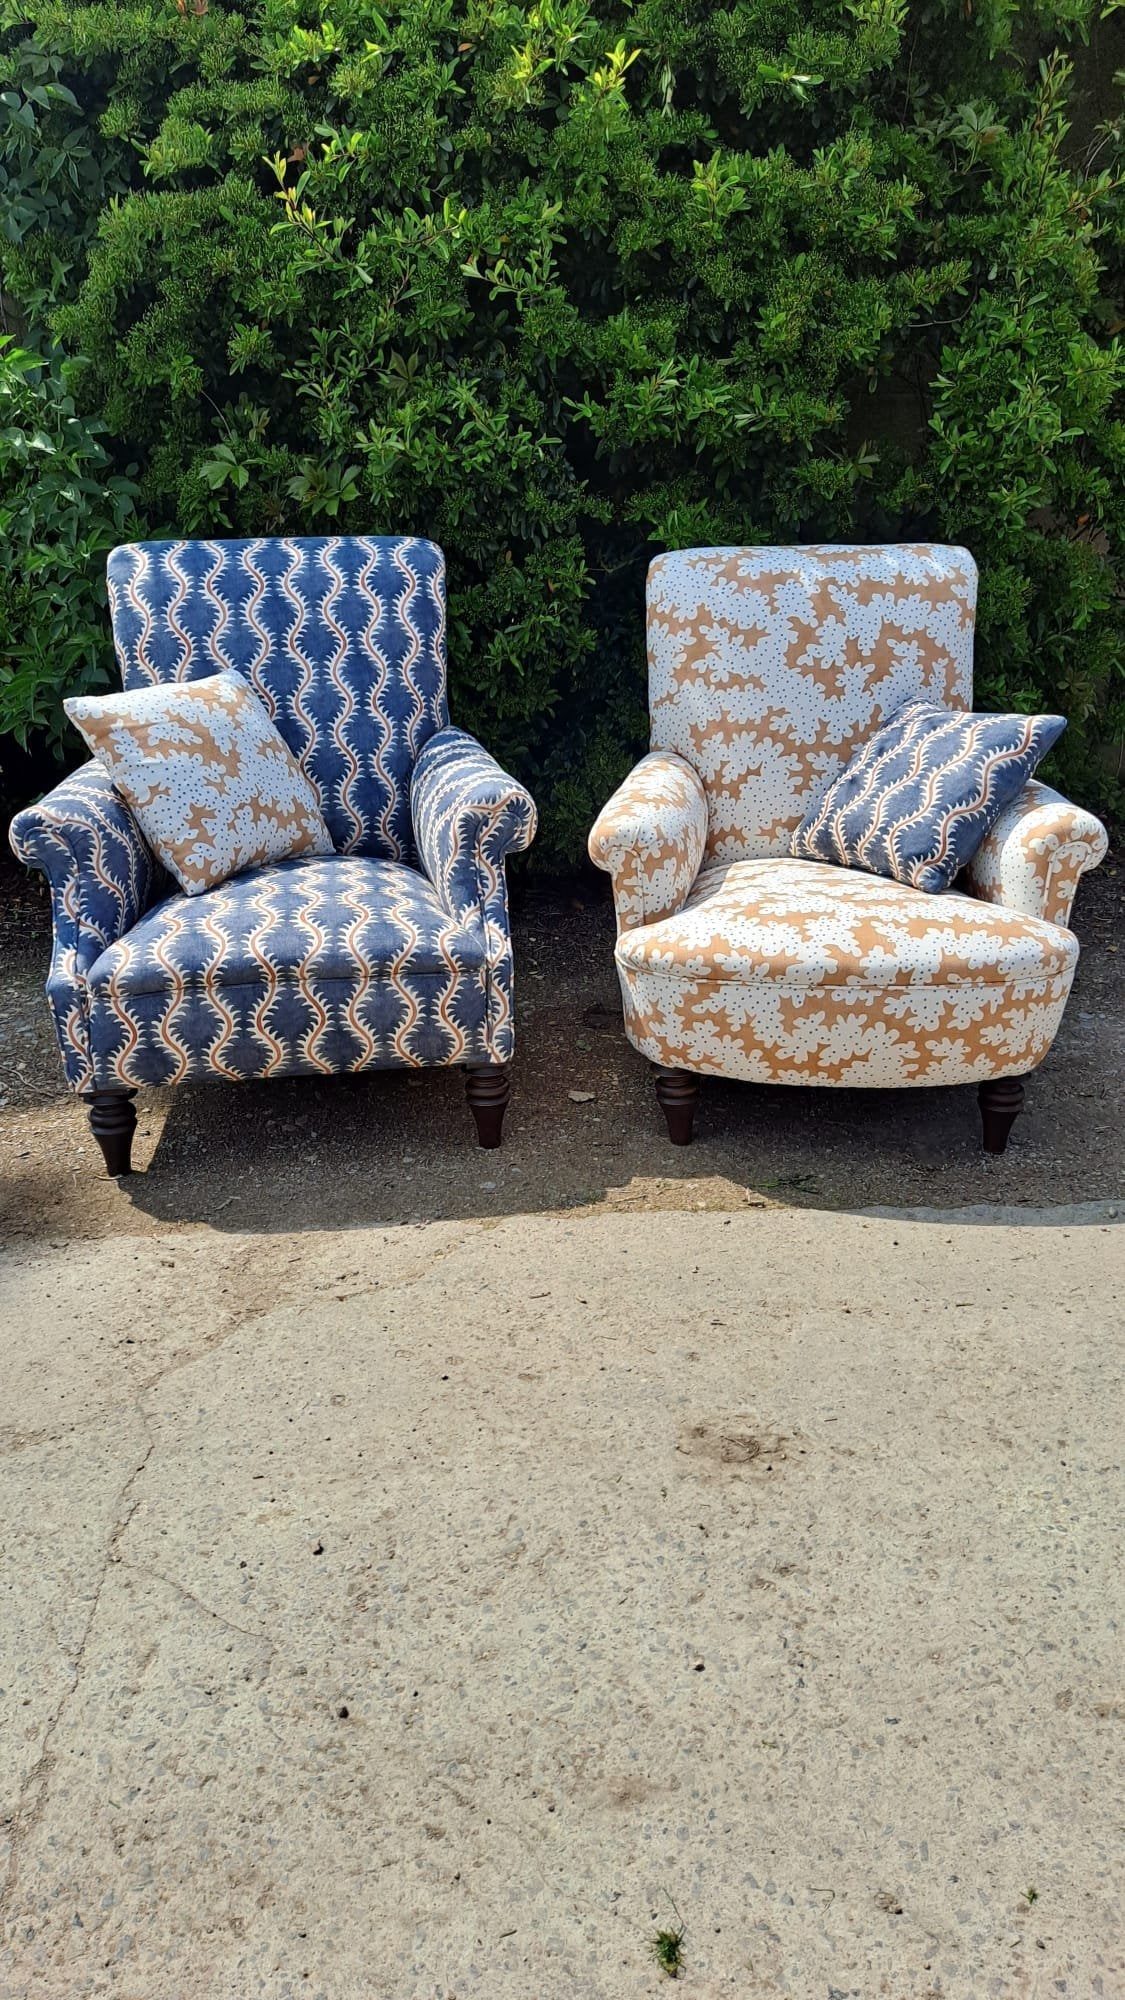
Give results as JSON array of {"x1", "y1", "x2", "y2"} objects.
[
  {"x1": 587, "y1": 751, "x2": 707, "y2": 931},
  {"x1": 590, "y1": 545, "x2": 1106, "y2": 1100},
  {"x1": 615, "y1": 859, "x2": 1077, "y2": 1087},
  {"x1": 66, "y1": 670, "x2": 332, "y2": 896},
  {"x1": 648, "y1": 543, "x2": 977, "y2": 862},
  {"x1": 966, "y1": 781, "x2": 1108, "y2": 929}
]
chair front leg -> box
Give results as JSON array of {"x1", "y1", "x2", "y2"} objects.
[
  {"x1": 82, "y1": 1087, "x2": 138, "y2": 1176},
  {"x1": 978, "y1": 1076, "x2": 1025, "y2": 1155},
  {"x1": 653, "y1": 1065, "x2": 699, "y2": 1146},
  {"x1": 465, "y1": 1065, "x2": 511, "y2": 1149}
]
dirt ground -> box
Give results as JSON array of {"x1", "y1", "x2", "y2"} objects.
[{"x1": 0, "y1": 854, "x2": 1122, "y2": 1242}]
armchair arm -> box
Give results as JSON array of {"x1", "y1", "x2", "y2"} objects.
[
  {"x1": 965, "y1": 780, "x2": 1108, "y2": 929},
  {"x1": 9, "y1": 761, "x2": 158, "y2": 1091},
  {"x1": 588, "y1": 750, "x2": 707, "y2": 932},
  {"x1": 411, "y1": 727, "x2": 537, "y2": 1063}
]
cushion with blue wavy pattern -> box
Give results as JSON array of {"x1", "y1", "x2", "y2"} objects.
[{"x1": 790, "y1": 701, "x2": 1066, "y2": 894}]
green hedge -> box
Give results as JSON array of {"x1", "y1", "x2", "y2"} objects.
[{"x1": 2, "y1": 0, "x2": 1124, "y2": 858}]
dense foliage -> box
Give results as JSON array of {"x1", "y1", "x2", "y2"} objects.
[
  {"x1": 2, "y1": 0, "x2": 1124, "y2": 855},
  {"x1": 0, "y1": 338, "x2": 140, "y2": 752}
]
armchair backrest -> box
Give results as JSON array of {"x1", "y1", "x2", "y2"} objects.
[
  {"x1": 647, "y1": 544, "x2": 976, "y2": 863},
  {"x1": 106, "y1": 536, "x2": 449, "y2": 861}
]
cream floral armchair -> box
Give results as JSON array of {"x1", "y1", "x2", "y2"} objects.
[{"x1": 589, "y1": 545, "x2": 1107, "y2": 1153}]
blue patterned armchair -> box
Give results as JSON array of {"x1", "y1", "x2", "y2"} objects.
[{"x1": 9, "y1": 536, "x2": 536, "y2": 1173}]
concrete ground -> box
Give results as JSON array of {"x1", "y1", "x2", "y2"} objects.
[{"x1": 1, "y1": 858, "x2": 1123, "y2": 1998}]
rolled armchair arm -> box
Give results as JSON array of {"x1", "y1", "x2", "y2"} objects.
[
  {"x1": 411, "y1": 726, "x2": 537, "y2": 1063},
  {"x1": 411, "y1": 727, "x2": 537, "y2": 931},
  {"x1": 588, "y1": 750, "x2": 707, "y2": 932},
  {"x1": 966, "y1": 780, "x2": 1108, "y2": 929},
  {"x1": 9, "y1": 761, "x2": 158, "y2": 1091}
]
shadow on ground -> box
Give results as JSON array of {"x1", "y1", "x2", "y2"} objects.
[{"x1": 1, "y1": 858, "x2": 1121, "y2": 1244}]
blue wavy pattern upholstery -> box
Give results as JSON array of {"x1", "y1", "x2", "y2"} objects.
[
  {"x1": 86, "y1": 855, "x2": 491, "y2": 1085},
  {"x1": 9, "y1": 762, "x2": 160, "y2": 1091},
  {"x1": 412, "y1": 728, "x2": 538, "y2": 1062},
  {"x1": 791, "y1": 700, "x2": 1067, "y2": 894},
  {"x1": 106, "y1": 536, "x2": 448, "y2": 861},
  {"x1": 11, "y1": 537, "x2": 536, "y2": 1096}
]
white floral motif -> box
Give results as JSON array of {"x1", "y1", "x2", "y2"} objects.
[
  {"x1": 647, "y1": 543, "x2": 977, "y2": 861},
  {"x1": 588, "y1": 751, "x2": 707, "y2": 932},
  {"x1": 966, "y1": 780, "x2": 1108, "y2": 926},
  {"x1": 590, "y1": 544, "x2": 1106, "y2": 1094},
  {"x1": 66, "y1": 671, "x2": 332, "y2": 895},
  {"x1": 615, "y1": 858, "x2": 1078, "y2": 1087}
]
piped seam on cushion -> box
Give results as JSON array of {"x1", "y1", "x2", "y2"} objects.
[
  {"x1": 613, "y1": 965, "x2": 1077, "y2": 994},
  {"x1": 90, "y1": 966, "x2": 490, "y2": 1001}
]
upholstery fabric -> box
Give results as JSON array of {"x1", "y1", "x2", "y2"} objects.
[
  {"x1": 790, "y1": 700, "x2": 1066, "y2": 894},
  {"x1": 587, "y1": 751, "x2": 707, "y2": 933},
  {"x1": 590, "y1": 542, "x2": 1105, "y2": 1104},
  {"x1": 966, "y1": 780, "x2": 1109, "y2": 928},
  {"x1": 411, "y1": 727, "x2": 537, "y2": 1064},
  {"x1": 106, "y1": 536, "x2": 449, "y2": 862},
  {"x1": 65, "y1": 670, "x2": 332, "y2": 895},
  {"x1": 647, "y1": 543, "x2": 977, "y2": 863},
  {"x1": 86, "y1": 854, "x2": 491, "y2": 1088},
  {"x1": 9, "y1": 762, "x2": 159, "y2": 1092},
  {"x1": 12, "y1": 535, "x2": 535, "y2": 1100},
  {"x1": 614, "y1": 858, "x2": 1078, "y2": 1088}
]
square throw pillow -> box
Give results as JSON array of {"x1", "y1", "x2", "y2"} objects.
[
  {"x1": 65, "y1": 670, "x2": 333, "y2": 896},
  {"x1": 790, "y1": 701, "x2": 1066, "y2": 894}
]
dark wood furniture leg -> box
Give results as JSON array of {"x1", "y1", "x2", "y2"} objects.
[
  {"x1": 653, "y1": 1065, "x2": 699, "y2": 1145},
  {"x1": 978, "y1": 1076, "x2": 1025, "y2": 1155},
  {"x1": 465, "y1": 1065, "x2": 511, "y2": 1148},
  {"x1": 82, "y1": 1087, "x2": 138, "y2": 1176}
]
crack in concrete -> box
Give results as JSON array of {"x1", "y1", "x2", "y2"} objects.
[
  {"x1": 0, "y1": 1404, "x2": 156, "y2": 1923},
  {"x1": 108, "y1": 1227, "x2": 486, "y2": 1413},
  {"x1": 0, "y1": 1224, "x2": 488, "y2": 1922},
  {"x1": 0, "y1": 1231, "x2": 485, "y2": 1882},
  {"x1": 0, "y1": 1314, "x2": 259, "y2": 1461},
  {"x1": 325, "y1": 1224, "x2": 483, "y2": 1300},
  {"x1": 7, "y1": 1228, "x2": 487, "y2": 1461},
  {"x1": 0, "y1": 1222, "x2": 486, "y2": 1455},
  {"x1": 116, "y1": 1563, "x2": 276, "y2": 1680}
]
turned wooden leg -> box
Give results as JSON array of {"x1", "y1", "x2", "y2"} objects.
[
  {"x1": 82, "y1": 1087, "x2": 138, "y2": 1176},
  {"x1": 465, "y1": 1065, "x2": 511, "y2": 1149},
  {"x1": 978, "y1": 1076, "x2": 1025, "y2": 1155},
  {"x1": 653, "y1": 1065, "x2": 699, "y2": 1146}
]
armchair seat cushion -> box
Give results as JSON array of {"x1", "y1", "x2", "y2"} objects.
[
  {"x1": 614, "y1": 858, "x2": 1079, "y2": 1089},
  {"x1": 86, "y1": 854, "x2": 491, "y2": 1088}
]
